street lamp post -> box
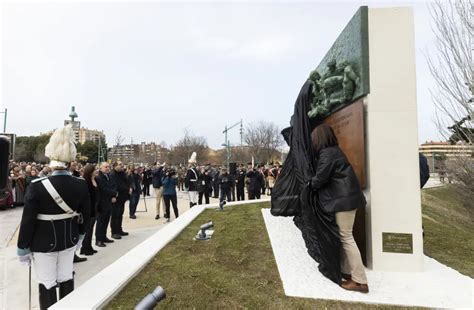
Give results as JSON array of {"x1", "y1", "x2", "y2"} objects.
[
  {"x1": 222, "y1": 120, "x2": 243, "y2": 168},
  {"x1": 0, "y1": 108, "x2": 7, "y2": 133}
]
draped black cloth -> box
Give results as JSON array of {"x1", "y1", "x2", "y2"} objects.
[{"x1": 271, "y1": 81, "x2": 342, "y2": 285}]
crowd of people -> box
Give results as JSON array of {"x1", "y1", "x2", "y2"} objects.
[
  {"x1": 4, "y1": 159, "x2": 282, "y2": 256},
  {"x1": 6, "y1": 151, "x2": 282, "y2": 309}
]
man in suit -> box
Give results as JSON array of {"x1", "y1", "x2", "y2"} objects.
[
  {"x1": 109, "y1": 161, "x2": 130, "y2": 239},
  {"x1": 152, "y1": 162, "x2": 166, "y2": 219},
  {"x1": 95, "y1": 162, "x2": 118, "y2": 247},
  {"x1": 17, "y1": 126, "x2": 91, "y2": 309}
]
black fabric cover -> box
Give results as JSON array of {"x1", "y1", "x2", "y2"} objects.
[
  {"x1": 0, "y1": 136, "x2": 9, "y2": 190},
  {"x1": 271, "y1": 81, "x2": 342, "y2": 285}
]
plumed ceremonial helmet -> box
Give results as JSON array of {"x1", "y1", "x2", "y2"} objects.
[
  {"x1": 188, "y1": 152, "x2": 197, "y2": 164},
  {"x1": 44, "y1": 125, "x2": 77, "y2": 168}
]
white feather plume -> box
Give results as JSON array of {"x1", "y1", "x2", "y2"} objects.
[
  {"x1": 45, "y1": 125, "x2": 77, "y2": 163},
  {"x1": 188, "y1": 151, "x2": 197, "y2": 164}
]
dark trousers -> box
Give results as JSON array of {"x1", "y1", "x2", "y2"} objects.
[
  {"x1": 96, "y1": 206, "x2": 111, "y2": 241},
  {"x1": 236, "y1": 186, "x2": 245, "y2": 201},
  {"x1": 212, "y1": 182, "x2": 219, "y2": 198},
  {"x1": 219, "y1": 188, "x2": 231, "y2": 202},
  {"x1": 249, "y1": 190, "x2": 261, "y2": 200},
  {"x1": 163, "y1": 195, "x2": 179, "y2": 219},
  {"x1": 82, "y1": 216, "x2": 96, "y2": 251},
  {"x1": 231, "y1": 185, "x2": 236, "y2": 201},
  {"x1": 129, "y1": 192, "x2": 140, "y2": 216},
  {"x1": 111, "y1": 199, "x2": 125, "y2": 234},
  {"x1": 198, "y1": 191, "x2": 210, "y2": 205},
  {"x1": 142, "y1": 183, "x2": 150, "y2": 196}
]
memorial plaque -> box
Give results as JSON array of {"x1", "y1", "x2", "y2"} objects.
[
  {"x1": 321, "y1": 99, "x2": 366, "y2": 188},
  {"x1": 382, "y1": 232, "x2": 413, "y2": 254}
]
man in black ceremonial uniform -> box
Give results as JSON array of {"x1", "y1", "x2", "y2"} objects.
[
  {"x1": 246, "y1": 162, "x2": 264, "y2": 200},
  {"x1": 185, "y1": 152, "x2": 199, "y2": 208},
  {"x1": 17, "y1": 125, "x2": 90, "y2": 310},
  {"x1": 235, "y1": 164, "x2": 246, "y2": 201}
]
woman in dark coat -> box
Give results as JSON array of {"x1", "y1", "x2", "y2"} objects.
[
  {"x1": 81, "y1": 164, "x2": 99, "y2": 256},
  {"x1": 311, "y1": 124, "x2": 368, "y2": 293}
]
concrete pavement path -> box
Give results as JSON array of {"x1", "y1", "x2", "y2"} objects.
[{"x1": 0, "y1": 190, "x2": 227, "y2": 309}]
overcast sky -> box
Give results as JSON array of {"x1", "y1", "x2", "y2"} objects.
[{"x1": 1, "y1": 0, "x2": 441, "y2": 149}]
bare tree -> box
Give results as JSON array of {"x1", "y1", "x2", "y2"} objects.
[
  {"x1": 115, "y1": 129, "x2": 125, "y2": 147},
  {"x1": 170, "y1": 129, "x2": 210, "y2": 165},
  {"x1": 244, "y1": 121, "x2": 284, "y2": 164},
  {"x1": 426, "y1": 0, "x2": 473, "y2": 215},
  {"x1": 426, "y1": 0, "x2": 473, "y2": 143}
]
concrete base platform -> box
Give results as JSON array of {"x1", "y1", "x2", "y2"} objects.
[{"x1": 262, "y1": 209, "x2": 473, "y2": 309}]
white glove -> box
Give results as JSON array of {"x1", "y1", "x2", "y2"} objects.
[
  {"x1": 19, "y1": 253, "x2": 32, "y2": 266},
  {"x1": 76, "y1": 234, "x2": 85, "y2": 251}
]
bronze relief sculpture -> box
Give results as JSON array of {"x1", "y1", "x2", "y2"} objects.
[{"x1": 307, "y1": 59, "x2": 360, "y2": 119}]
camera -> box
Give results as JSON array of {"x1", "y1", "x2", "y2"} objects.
[{"x1": 165, "y1": 168, "x2": 176, "y2": 176}]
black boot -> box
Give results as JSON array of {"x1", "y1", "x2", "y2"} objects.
[
  {"x1": 59, "y1": 279, "x2": 74, "y2": 299},
  {"x1": 189, "y1": 202, "x2": 193, "y2": 208},
  {"x1": 39, "y1": 284, "x2": 57, "y2": 310}
]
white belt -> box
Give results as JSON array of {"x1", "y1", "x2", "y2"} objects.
[
  {"x1": 37, "y1": 212, "x2": 79, "y2": 221},
  {"x1": 190, "y1": 179, "x2": 197, "y2": 182}
]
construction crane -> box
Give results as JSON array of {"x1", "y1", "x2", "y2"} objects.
[{"x1": 222, "y1": 119, "x2": 243, "y2": 168}]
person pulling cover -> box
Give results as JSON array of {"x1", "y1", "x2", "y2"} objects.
[
  {"x1": 310, "y1": 124, "x2": 368, "y2": 293},
  {"x1": 17, "y1": 125, "x2": 91, "y2": 309}
]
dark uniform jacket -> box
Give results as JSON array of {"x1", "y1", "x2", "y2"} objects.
[
  {"x1": 246, "y1": 170, "x2": 264, "y2": 192},
  {"x1": 96, "y1": 171, "x2": 117, "y2": 212},
  {"x1": 142, "y1": 169, "x2": 152, "y2": 185},
  {"x1": 110, "y1": 170, "x2": 130, "y2": 201},
  {"x1": 235, "y1": 169, "x2": 246, "y2": 188},
  {"x1": 197, "y1": 171, "x2": 212, "y2": 193},
  {"x1": 185, "y1": 167, "x2": 199, "y2": 191},
  {"x1": 218, "y1": 173, "x2": 233, "y2": 191},
  {"x1": 311, "y1": 146, "x2": 366, "y2": 213},
  {"x1": 17, "y1": 171, "x2": 90, "y2": 253}
]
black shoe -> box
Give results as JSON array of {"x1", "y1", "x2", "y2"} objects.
[
  {"x1": 155, "y1": 215, "x2": 160, "y2": 220},
  {"x1": 119, "y1": 231, "x2": 129, "y2": 236},
  {"x1": 103, "y1": 238, "x2": 114, "y2": 243},
  {"x1": 81, "y1": 248, "x2": 94, "y2": 256},
  {"x1": 80, "y1": 248, "x2": 94, "y2": 256},
  {"x1": 111, "y1": 234, "x2": 122, "y2": 239},
  {"x1": 130, "y1": 215, "x2": 136, "y2": 219},
  {"x1": 73, "y1": 254, "x2": 87, "y2": 263},
  {"x1": 95, "y1": 241, "x2": 106, "y2": 247},
  {"x1": 92, "y1": 248, "x2": 98, "y2": 253}
]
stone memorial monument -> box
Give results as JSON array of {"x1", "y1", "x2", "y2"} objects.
[{"x1": 272, "y1": 6, "x2": 423, "y2": 274}]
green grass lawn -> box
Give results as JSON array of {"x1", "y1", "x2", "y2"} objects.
[
  {"x1": 106, "y1": 203, "x2": 391, "y2": 309},
  {"x1": 422, "y1": 186, "x2": 474, "y2": 277},
  {"x1": 107, "y1": 187, "x2": 471, "y2": 309}
]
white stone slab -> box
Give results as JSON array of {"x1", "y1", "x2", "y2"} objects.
[{"x1": 262, "y1": 208, "x2": 473, "y2": 309}]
